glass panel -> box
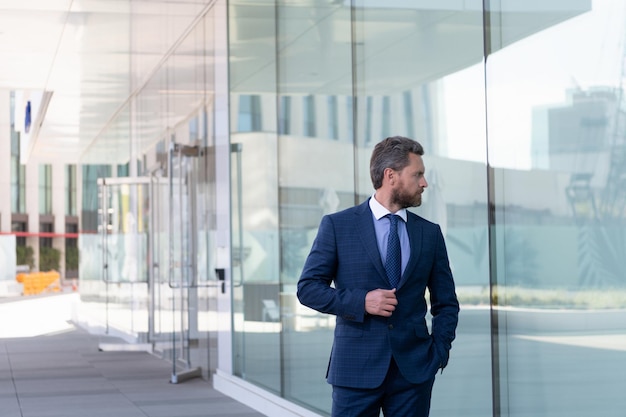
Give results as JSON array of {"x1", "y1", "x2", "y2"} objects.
[
  {"x1": 277, "y1": 1, "x2": 353, "y2": 414},
  {"x1": 327, "y1": 96, "x2": 338, "y2": 140},
  {"x1": 81, "y1": 165, "x2": 111, "y2": 232},
  {"x1": 72, "y1": 1, "x2": 131, "y2": 166},
  {"x1": 163, "y1": 142, "x2": 214, "y2": 381},
  {"x1": 72, "y1": 3, "x2": 218, "y2": 388},
  {"x1": 302, "y1": 95, "x2": 316, "y2": 137},
  {"x1": 279, "y1": 96, "x2": 292, "y2": 135},
  {"x1": 95, "y1": 181, "x2": 149, "y2": 340},
  {"x1": 81, "y1": 104, "x2": 131, "y2": 165},
  {"x1": 486, "y1": 1, "x2": 626, "y2": 416},
  {"x1": 237, "y1": 95, "x2": 262, "y2": 132},
  {"x1": 352, "y1": 2, "x2": 491, "y2": 417},
  {"x1": 229, "y1": 0, "x2": 281, "y2": 394}
]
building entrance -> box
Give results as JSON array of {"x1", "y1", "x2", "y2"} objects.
[{"x1": 96, "y1": 142, "x2": 220, "y2": 383}]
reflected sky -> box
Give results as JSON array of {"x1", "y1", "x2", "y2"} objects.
[{"x1": 444, "y1": 0, "x2": 626, "y2": 169}]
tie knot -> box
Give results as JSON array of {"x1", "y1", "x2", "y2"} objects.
[{"x1": 387, "y1": 214, "x2": 399, "y2": 225}]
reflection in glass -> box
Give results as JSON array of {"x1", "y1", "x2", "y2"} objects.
[
  {"x1": 238, "y1": 95, "x2": 262, "y2": 132},
  {"x1": 327, "y1": 96, "x2": 338, "y2": 140},
  {"x1": 303, "y1": 95, "x2": 317, "y2": 137},
  {"x1": 229, "y1": 0, "x2": 282, "y2": 394},
  {"x1": 227, "y1": 0, "x2": 625, "y2": 416},
  {"x1": 279, "y1": 96, "x2": 292, "y2": 135},
  {"x1": 77, "y1": 5, "x2": 220, "y2": 383},
  {"x1": 486, "y1": 1, "x2": 626, "y2": 416}
]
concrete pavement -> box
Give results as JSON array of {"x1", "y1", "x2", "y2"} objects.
[{"x1": 0, "y1": 294, "x2": 266, "y2": 417}]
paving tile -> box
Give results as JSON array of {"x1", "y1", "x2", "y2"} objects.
[{"x1": 0, "y1": 302, "x2": 266, "y2": 417}]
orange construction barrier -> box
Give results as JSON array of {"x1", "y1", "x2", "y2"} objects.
[{"x1": 16, "y1": 271, "x2": 61, "y2": 296}]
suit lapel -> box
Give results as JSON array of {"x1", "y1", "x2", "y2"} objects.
[
  {"x1": 355, "y1": 201, "x2": 388, "y2": 284},
  {"x1": 399, "y1": 213, "x2": 423, "y2": 288}
]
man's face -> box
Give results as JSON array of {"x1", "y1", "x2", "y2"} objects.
[{"x1": 390, "y1": 153, "x2": 428, "y2": 208}]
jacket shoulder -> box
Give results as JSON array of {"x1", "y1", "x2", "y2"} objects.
[
  {"x1": 407, "y1": 210, "x2": 439, "y2": 229},
  {"x1": 325, "y1": 200, "x2": 369, "y2": 220}
]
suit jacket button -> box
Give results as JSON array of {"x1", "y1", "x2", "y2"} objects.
[{"x1": 388, "y1": 324, "x2": 394, "y2": 330}]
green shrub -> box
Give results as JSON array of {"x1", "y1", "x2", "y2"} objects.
[
  {"x1": 40, "y1": 246, "x2": 61, "y2": 272},
  {"x1": 66, "y1": 246, "x2": 79, "y2": 270},
  {"x1": 16, "y1": 246, "x2": 35, "y2": 270}
]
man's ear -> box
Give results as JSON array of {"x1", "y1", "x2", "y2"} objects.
[{"x1": 384, "y1": 167, "x2": 395, "y2": 184}]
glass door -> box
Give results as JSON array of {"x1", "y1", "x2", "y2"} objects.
[
  {"x1": 97, "y1": 141, "x2": 220, "y2": 383},
  {"x1": 98, "y1": 177, "x2": 151, "y2": 343}
]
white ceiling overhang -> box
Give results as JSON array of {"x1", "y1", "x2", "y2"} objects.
[{"x1": 1, "y1": 0, "x2": 590, "y2": 165}]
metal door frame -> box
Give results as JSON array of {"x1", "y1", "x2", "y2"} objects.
[{"x1": 97, "y1": 141, "x2": 220, "y2": 383}]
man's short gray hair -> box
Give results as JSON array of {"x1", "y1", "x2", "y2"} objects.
[{"x1": 370, "y1": 136, "x2": 424, "y2": 189}]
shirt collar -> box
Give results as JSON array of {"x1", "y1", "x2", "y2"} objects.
[{"x1": 369, "y1": 193, "x2": 407, "y2": 222}]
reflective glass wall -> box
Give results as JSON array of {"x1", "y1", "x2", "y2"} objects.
[
  {"x1": 77, "y1": 1, "x2": 222, "y2": 383},
  {"x1": 486, "y1": 1, "x2": 626, "y2": 416},
  {"x1": 228, "y1": 1, "x2": 492, "y2": 415},
  {"x1": 228, "y1": 0, "x2": 626, "y2": 416}
]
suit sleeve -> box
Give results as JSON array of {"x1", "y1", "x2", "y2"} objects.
[
  {"x1": 428, "y1": 225, "x2": 460, "y2": 369},
  {"x1": 297, "y1": 215, "x2": 368, "y2": 322}
]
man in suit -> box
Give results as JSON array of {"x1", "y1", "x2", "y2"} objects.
[{"x1": 297, "y1": 136, "x2": 459, "y2": 417}]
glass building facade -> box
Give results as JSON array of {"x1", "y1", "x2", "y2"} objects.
[{"x1": 67, "y1": 1, "x2": 626, "y2": 416}]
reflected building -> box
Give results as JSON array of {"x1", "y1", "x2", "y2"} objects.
[
  {"x1": 533, "y1": 87, "x2": 626, "y2": 221},
  {"x1": 532, "y1": 86, "x2": 623, "y2": 177}
]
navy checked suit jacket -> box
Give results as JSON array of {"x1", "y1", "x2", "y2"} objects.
[{"x1": 297, "y1": 199, "x2": 459, "y2": 389}]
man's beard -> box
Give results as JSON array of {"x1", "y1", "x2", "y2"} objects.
[{"x1": 391, "y1": 187, "x2": 422, "y2": 209}]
